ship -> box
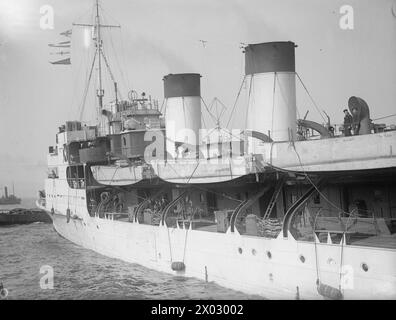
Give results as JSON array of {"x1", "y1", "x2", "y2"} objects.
[
  {"x1": 0, "y1": 208, "x2": 51, "y2": 226},
  {"x1": 36, "y1": 0, "x2": 396, "y2": 299},
  {"x1": 0, "y1": 185, "x2": 21, "y2": 205}
]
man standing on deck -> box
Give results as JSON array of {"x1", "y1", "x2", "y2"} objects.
[{"x1": 343, "y1": 109, "x2": 353, "y2": 136}]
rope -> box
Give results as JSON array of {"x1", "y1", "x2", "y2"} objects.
[
  {"x1": 225, "y1": 75, "x2": 246, "y2": 129},
  {"x1": 166, "y1": 226, "x2": 173, "y2": 262},
  {"x1": 373, "y1": 114, "x2": 396, "y2": 121},
  {"x1": 186, "y1": 161, "x2": 201, "y2": 184},
  {"x1": 201, "y1": 97, "x2": 218, "y2": 125},
  {"x1": 339, "y1": 232, "x2": 345, "y2": 291},
  {"x1": 78, "y1": 48, "x2": 98, "y2": 121},
  {"x1": 271, "y1": 72, "x2": 277, "y2": 136},
  {"x1": 244, "y1": 75, "x2": 254, "y2": 130},
  {"x1": 101, "y1": 49, "x2": 123, "y2": 100},
  {"x1": 295, "y1": 72, "x2": 327, "y2": 123},
  {"x1": 290, "y1": 144, "x2": 348, "y2": 215},
  {"x1": 182, "y1": 216, "x2": 191, "y2": 262},
  {"x1": 313, "y1": 211, "x2": 321, "y2": 285}
]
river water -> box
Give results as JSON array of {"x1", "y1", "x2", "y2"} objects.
[{"x1": 0, "y1": 199, "x2": 263, "y2": 300}]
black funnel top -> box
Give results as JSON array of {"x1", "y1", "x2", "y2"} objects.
[
  {"x1": 163, "y1": 73, "x2": 201, "y2": 98},
  {"x1": 245, "y1": 41, "x2": 296, "y2": 75}
]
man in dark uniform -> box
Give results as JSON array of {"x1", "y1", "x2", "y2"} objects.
[{"x1": 343, "y1": 109, "x2": 353, "y2": 136}]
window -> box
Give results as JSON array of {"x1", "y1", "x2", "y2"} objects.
[{"x1": 66, "y1": 165, "x2": 85, "y2": 189}]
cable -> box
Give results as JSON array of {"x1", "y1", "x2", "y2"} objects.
[
  {"x1": 372, "y1": 114, "x2": 396, "y2": 121},
  {"x1": 200, "y1": 97, "x2": 218, "y2": 125},
  {"x1": 271, "y1": 72, "x2": 277, "y2": 136},
  {"x1": 78, "y1": 48, "x2": 98, "y2": 121},
  {"x1": 296, "y1": 72, "x2": 327, "y2": 123},
  {"x1": 225, "y1": 75, "x2": 246, "y2": 129}
]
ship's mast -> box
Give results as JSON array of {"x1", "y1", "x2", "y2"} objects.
[
  {"x1": 73, "y1": 0, "x2": 120, "y2": 115},
  {"x1": 95, "y1": 0, "x2": 104, "y2": 110}
]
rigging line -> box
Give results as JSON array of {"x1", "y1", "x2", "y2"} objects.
[
  {"x1": 200, "y1": 97, "x2": 217, "y2": 125},
  {"x1": 102, "y1": 9, "x2": 130, "y2": 89},
  {"x1": 159, "y1": 99, "x2": 165, "y2": 114},
  {"x1": 118, "y1": 29, "x2": 132, "y2": 90},
  {"x1": 373, "y1": 113, "x2": 396, "y2": 121},
  {"x1": 244, "y1": 74, "x2": 254, "y2": 130},
  {"x1": 219, "y1": 127, "x2": 244, "y2": 142},
  {"x1": 106, "y1": 25, "x2": 129, "y2": 95},
  {"x1": 166, "y1": 223, "x2": 173, "y2": 262},
  {"x1": 339, "y1": 232, "x2": 345, "y2": 291},
  {"x1": 78, "y1": 49, "x2": 96, "y2": 119},
  {"x1": 225, "y1": 75, "x2": 246, "y2": 129},
  {"x1": 182, "y1": 221, "x2": 190, "y2": 262},
  {"x1": 276, "y1": 72, "x2": 301, "y2": 119},
  {"x1": 200, "y1": 126, "x2": 219, "y2": 142},
  {"x1": 182, "y1": 97, "x2": 187, "y2": 130},
  {"x1": 100, "y1": 49, "x2": 117, "y2": 91},
  {"x1": 186, "y1": 160, "x2": 201, "y2": 184},
  {"x1": 313, "y1": 211, "x2": 321, "y2": 284},
  {"x1": 68, "y1": 53, "x2": 85, "y2": 120},
  {"x1": 76, "y1": 5, "x2": 96, "y2": 120},
  {"x1": 162, "y1": 98, "x2": 167, "y2": 117},
  {"x1": 256, "y1": 143, "x2": 351, "y2": 220},
  {"x1": 79, "y1": 48, "x2": 98, "y2": 121},
  {"x1": 201, "y1": 111, "x2": 207, "y2": 129},
  {"x1": 271, "y1": 72, "x2": 277, "y2": 136},
  {"x1": 295, "y1": 72, "x2": 327, "y2": 123},
  {"x1": 101, "y1": 49, "x2": 123, "y2": 101},
  {"x1": 290, "y1": 144, "x2": 349, "y2": 216},
  {"x1": 218, "y1": 100, "x2": 228, "y2": 120}
]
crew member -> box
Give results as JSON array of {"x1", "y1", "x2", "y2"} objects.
[{"x1": 343, "y1": 109, "x2": 353, "y2": 136}]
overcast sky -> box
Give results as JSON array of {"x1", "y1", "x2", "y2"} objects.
[{"x1": 0, "y1": 0, "x2": 395, "y2": 197}]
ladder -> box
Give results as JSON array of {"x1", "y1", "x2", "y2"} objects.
[{"x1": 262, "y1": 178, "x2": 285, "y2": 220}]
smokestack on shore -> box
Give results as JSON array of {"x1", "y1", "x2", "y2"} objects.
[
  {"x1": 163, "y1": 73, "x2": 202, "y2": 158},
  {"x1": 244, "y1": 41, "x2": 297, "y2": 141}
]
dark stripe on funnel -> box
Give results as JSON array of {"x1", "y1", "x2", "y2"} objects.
[
  {"x1": 163, "y1": 73, "x2": 201, "y2": 98},
  {"x1": 245, "y1": 42, "x2": 296, "y2": 75}
]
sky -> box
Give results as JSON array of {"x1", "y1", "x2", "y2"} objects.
[{"x1": 0, "y1": 0, "x2": 395, "y2": 197}]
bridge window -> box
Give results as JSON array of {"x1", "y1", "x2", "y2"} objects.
[{"x1": 66, "y1": 165, "x2": 85, "y2": 189}]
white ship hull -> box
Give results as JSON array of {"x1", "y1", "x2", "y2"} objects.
[{"x1": 41, "y1": 204, "x2": 396, "y2": 300}]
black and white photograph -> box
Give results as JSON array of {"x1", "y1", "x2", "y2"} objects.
[{"x1": 0, "y1": 0, "x2": 395, "y2": 307}]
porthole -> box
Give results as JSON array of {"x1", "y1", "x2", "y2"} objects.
[
  {"x1": 299, "y1": 255, "x2": 306, "y2": 263},
  {"x1": 361, "y1": 263, "x2": 369, "y2": 272},
  {"x1": 266, "y1": 251, "x2": 272, "y2": 259},
  {"x1": 238, "y1": 247, "x2": 243, "y2": 254},
  {"x1": 252, "y1": 249, "x2": 257, "y2": 256}
]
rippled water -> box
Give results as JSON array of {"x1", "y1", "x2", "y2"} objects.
[{"x1": 0, "y1": 223, "x2": 264, "y2": 300}]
